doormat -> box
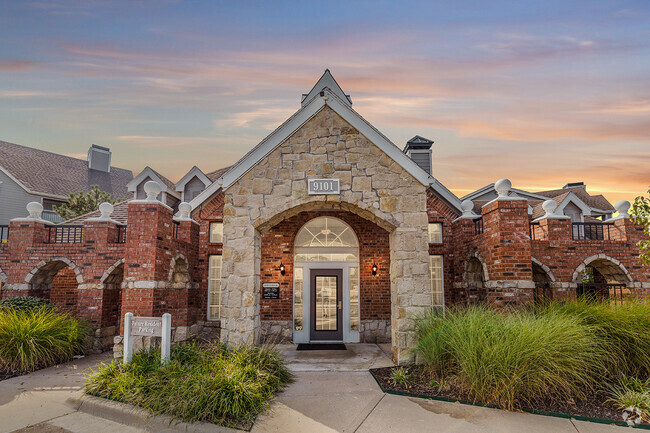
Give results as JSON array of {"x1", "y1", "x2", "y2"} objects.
[{"x1": 296, "y1": 343, "x2": 347, "y2": 351}]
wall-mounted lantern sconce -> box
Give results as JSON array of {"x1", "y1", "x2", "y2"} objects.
[
  {"x1": 372, "y1": 262, "x2": 378, "y2": 276},
  {"x1": 279, "y1": 262, "x2": 286, "y2": 276}
]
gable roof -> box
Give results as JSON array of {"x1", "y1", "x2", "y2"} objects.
[
  {"x1": 535, "y1": 186, "x2": 614, "y2": 212},
  {"x1": 301, "y1": 69, "x2": 352, "y2": 106},
  {"x1": 461, "y1": 183, "x2": 549, "y2": 202},
  {"x1": 189, "y1": 78, "x2": 462, "y2": 213},
  {"x1": 0, "y1": 140, "x2": 133, "y2": 200},
  {"x1": 175, "y1": 166, "x2": 211, "y2": 192},
  {"x1": 127, "y1": 166, "x2": 179, "y2": 198}
]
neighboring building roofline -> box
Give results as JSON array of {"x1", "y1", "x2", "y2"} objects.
[
  {"x1": 175, "y1": 166, "x2": 211, "y2": 192},
  {"x1": 461, "y1": 183, "x2": 550, "y2": 202},
  {"x1": 127, "y1": 166, "x2": 180, "y2": 198}
]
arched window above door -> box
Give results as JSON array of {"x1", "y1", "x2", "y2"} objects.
[{"x1": 295, "y1": 217, "x2": 358, "y2": 248}]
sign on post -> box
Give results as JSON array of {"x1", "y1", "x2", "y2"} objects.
[{"x1": 123, "y1": 313, "x2": 172, "y2": 364}]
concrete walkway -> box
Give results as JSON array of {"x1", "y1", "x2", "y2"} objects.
[{"x1": 0, "y1": 345, "x2": 634, "y2": 433}]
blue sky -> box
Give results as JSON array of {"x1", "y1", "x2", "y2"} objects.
[{"x1": 0, "y1": 0, "x2": 649, "y2": 202}]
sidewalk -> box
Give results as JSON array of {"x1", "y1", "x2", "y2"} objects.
[{"x1": 0, "y1": 346, "x2": 634, "y2": 433}]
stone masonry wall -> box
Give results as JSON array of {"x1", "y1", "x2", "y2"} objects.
[{"x1": 221, "y1": 105, "x2": 430, "y2": 363}]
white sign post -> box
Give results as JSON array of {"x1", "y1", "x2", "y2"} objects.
[{"x1": 123, "y1": 312, "x2": 172, "y2": 364}]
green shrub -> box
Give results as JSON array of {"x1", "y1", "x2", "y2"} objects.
[
  {"x1": 415, "y1": 305, "x2": 603, "y2": 409},
  {"x1": 544, "y1": 300, "x2": 650, "y2": 378},
  {"x1": 0, "y1": 296, "x2": 53, "y2": 311},
  {"x1": 389, "y1": 366, "x2": 409, "y2": 386},
  {"x1": 0, "y1": 308, "x2": 88, "y2": 372},
  {"x1": 608, "y1": 375, "x2": 650, "y2": 417},
  {"x1": 85, "y1": 342, "x2": 293, "y2": 424}
]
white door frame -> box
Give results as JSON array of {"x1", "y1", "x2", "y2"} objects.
[{"x1": 293, "y1": 261, "x2": 360, "y2": 343}]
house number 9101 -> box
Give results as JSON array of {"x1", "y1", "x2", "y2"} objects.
[{"x1": 308, "y1": 179, "x2": 340, "y2": 195}]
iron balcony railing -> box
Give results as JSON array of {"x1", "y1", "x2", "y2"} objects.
[
  {"x1": 473, "y1": 217, "x2": 484, "y2": 235},
  {"x1": 529, "y1": 221, "x2": 540, "y2": 240},
  {"x1": 572, "y1": 222, "x2": 614, "y2": 241},
  {"x1": 0, "y1": 225, "x2": 8, "y2": 243},
  {"x1": 115, "y1": 225, "x2": 127, "y2": 243},
  {"x1": 47, "y1": 225, "x2": 83, "y2": 244},
  {"x1": 172, "y1": 220, "x2": 180, "y2": 239}
]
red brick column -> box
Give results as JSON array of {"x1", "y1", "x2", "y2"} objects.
[
  {"x1": 120, "y1": 200, "x2": 175, "y2": 331},
  {"x1": 3, "y1": 220, "x2": 51, "y2": 295},
  {"x1": 481, "y1": 198, "x2": 534, "y2": 307}
]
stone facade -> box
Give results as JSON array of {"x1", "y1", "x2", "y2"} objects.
[{"x1": 220, "y1": 106, "x2": 431, "y2": 362}]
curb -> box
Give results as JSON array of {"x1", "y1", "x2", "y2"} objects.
[
  {"x1": 368, "y1": 369, "x2": 650, "y2": 430},
  {"x1": 67, "y1": 395, "x2": 242, "y2": 433}
]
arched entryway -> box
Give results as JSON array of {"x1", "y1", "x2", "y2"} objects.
[
  {"x1": 101, "y1": 259, "x2": 124, "y2": 333},
  {"x1": 292, "y1": 216, "x2": 360, "y2": 343},
  {"x1": 463, "y1": 253, "x2": 487, "y2": 305},
  {"x1": 25, "y1": 258, "x2": 83, "y2": 315},
  {"x1": 532, "y1": 258, "x2": 555, "y2": 304},
  {"x1": 573, "y1": 255, "x2": 632, "y2": 303}
]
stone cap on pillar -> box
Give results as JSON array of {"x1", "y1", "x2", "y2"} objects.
[
  {"x1": 453, "y1": 199, "x2": 480, "y2": 222},
  {"x1": 611, "y1": 200, "x2": 631, "y2": 221},
  {"x1": 86, "y1": 202, "x2": 121, "y2": 224},
  {"x1": 533, "y1": 199, "x2": 570, "y2": 222},
  {"x1": 482, "y1": 179, "x2": 527, "y2": 208},
  {"x1": 173, "y1": 202, "x2": 198, "y2": 224},
  {"x1": 130, "y1": 181, "x2": 172, "y2": 210},
  {"x1": 10, "y1": 201, "x2": 52, "y2": 224}
]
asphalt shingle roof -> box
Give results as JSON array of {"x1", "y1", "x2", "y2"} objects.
[{"x1": 0, "y1": 140, "x2": 133, "y2": 200}]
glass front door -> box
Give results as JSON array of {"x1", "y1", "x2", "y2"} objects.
[{"x1": 310, "y1": 269, "x2": 343, "y2": 341}]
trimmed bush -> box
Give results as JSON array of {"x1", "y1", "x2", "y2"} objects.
[
  {"x1": 0, "y1": 307, "x2": 89, "y2": 372},
  {"x1": 0, "y1": 296, "x2": 53, "y2": 311},
  {"x1": 85, "y1": 342, "x2": 292, "y2": 424},
  {"x1": 415, "y1": 305, "x2": 604, "y2": 409}
]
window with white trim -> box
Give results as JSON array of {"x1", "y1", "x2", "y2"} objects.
[
  {"x1": 430, "y1": 255, "x2": 444, "y2": 309},
  {"x1": 208, "y1": 255, "x2": 222, "y2": 320},
  {"x1": 428, "y1": 223, "x2": 442, "y2": 243},
  {"x1": 209, "y1": 222, "x2": 223, "y2": 243}
]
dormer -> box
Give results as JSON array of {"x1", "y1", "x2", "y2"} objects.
[
  {"x1": 301, "y1": 69, "x2": 352, "y2": 107},
  {"x1": 127, "y1": 166, "x2": 180, "y2": 207},
  {"x1": 175, "y1": 166, "x2": 211, "y2": 202}
]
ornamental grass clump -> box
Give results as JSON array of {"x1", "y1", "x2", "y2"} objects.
[
  {"x1": 0, "y1": 307, "x2": 89, "y2": 372},
  {"x1": 85, "y1": 341, "x2": 292, "y2": 425},
  {"x1": 544, "y1": 300, "x2": 650, "y2": 378},
  {"x1": 415, "y1": 305, "x2": 604, "y2": 410}
]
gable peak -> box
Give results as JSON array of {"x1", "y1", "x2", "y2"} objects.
[{"x1": 301, "y1": 69, "x2": 352, "y2": 107}]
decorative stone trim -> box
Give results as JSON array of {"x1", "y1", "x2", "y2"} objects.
[
  {"x1": 572, "y1": 253, "x2": 633, "y2": 283},
  {"x1": 531, "y1": 257, "x2": 556, "y2": 282},
  {"x1": 0, "y1": 266, "x2": 7, "y2": 284},
  {"x1": 360, "y1": 320, "x2": 391, "y2": 343},
  {"x1": 465, "y1": 250, "x2": 489, "y2": 281},
  {"x1": 25, "y1": 257, "x2": 84, "y2": 284},
  {"x1": 100, "y1": 258, "x2": 125, "y2": 284}
]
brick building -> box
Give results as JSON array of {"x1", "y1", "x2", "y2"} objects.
[{"x1": 0, "y1": 71, "x2": 648, "y2": 363}]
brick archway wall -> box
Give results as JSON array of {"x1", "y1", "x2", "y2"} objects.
[
  {"x1": 572, "y1": 254, "x2": 633, "y2": 284},
  {"x1": 259, "y1": 209, "x2": 391, "y2": 343}
]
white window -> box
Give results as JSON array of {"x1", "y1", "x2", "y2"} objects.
[
  {"x1": 430, "y1": 255, "x2": 444, "y2": 309},
  {"x1": 208, "y1": 255, "x2": 222, "y2": 320},
  {"x1": 209, "y1": 222, "x2": 223, "y2": 243},
  {"x1": 428, "y1": 223, "x2": 442, "y2": 243}
]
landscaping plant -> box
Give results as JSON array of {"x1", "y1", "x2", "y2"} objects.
[
  {"x1": 85, "y1": 341, "x2": 293, "y2": 425},
  {"x1": 415, "y1": 305, "x2": 604, "y2": 410},
  {"x1": 0, "y1": 296, "x2": 53, "y2": 311},
  {"x1": 608, "y1": 375, "x2": 650, "y2": 422},
  {"x1": 389, "y1": 366, "x2": 409, "y2": 386},
  {"x1": 0, "y1": 307, "x2": 88, "y2": 372}
]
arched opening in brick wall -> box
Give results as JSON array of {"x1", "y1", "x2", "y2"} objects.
[
  {"x1": 532, "y1": 262, "x2": 553, "y2": 304},
  {"x1": 573, "y1": 255, "x2": 633, "y2": 303},
  {"x1": 101, "y1": 261, "x2": 124, "y2": 332},
  {"x1": 464, "y1": 257, "x2": 487, "y2": 305},
  {"x1": 169, "y1": 255, "x2": 190, "y2": 288},
  {"x1": 0, "y1": 266, "x2": 7, "y2": 293},
  {"x1": 26, "y1": 259, "x2": 82, "y2": 315}
]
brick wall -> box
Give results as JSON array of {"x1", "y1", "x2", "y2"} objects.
[
  {"x1": 50, "y1": 266, "x2": 78, "y2": 315},
  {"x1": 259, "y1": 209, "x2": 391, "y2": 322}
]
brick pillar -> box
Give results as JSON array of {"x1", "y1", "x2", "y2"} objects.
[
  {"x1": 120, "y1": 200, "x2": 174, "y2": 331},
  {"x1": 539, "y1": 217, "x2": 572, "y2": 245},
  {"x1": 481, "y1": 198, "x2": 534, "y2": 307},
  {"x1": 3, "y1": 220, "x2": 50, "y2": 294}
]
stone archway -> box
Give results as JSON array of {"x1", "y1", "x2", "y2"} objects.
[
  {"x1": 25, "y1": 257, "x2": 84, "y2": 314},
  {"x1": 572, "y1": 254, "x2": 633, "y2": 302},
  {"x1": 100, "y1": 259, "x2": 125, "y2": 333},
  {"x1": 572, "y1": 254, "x2": 632, "y2": 284},
  {"x1": 531, "y1": 257, "x2": 555, "y2": 303},
  {"x1": 168, "y1": 253, "x2": 191, "y2": 288},
  {"x1": 463, "y1": 251, "x2": 488, "y2": 305}
]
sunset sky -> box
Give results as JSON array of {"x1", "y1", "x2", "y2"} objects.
[{"x1": 1, "y1": 0, "x2": 649, "y2": 204}]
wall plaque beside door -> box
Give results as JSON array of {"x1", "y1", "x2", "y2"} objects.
[{"x1": 262, "y1": 282, "x2": 280, "y2": 299}]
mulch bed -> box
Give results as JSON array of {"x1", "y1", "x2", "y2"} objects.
[
  {"x1": 0, "y1": 368, "x2": 22, "y2": 381},
  {"x1": 371, "y1": 365, "x2": 648, "y2": 428}
]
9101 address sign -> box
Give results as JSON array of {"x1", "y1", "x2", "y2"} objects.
[{"x1": 308, "y1": 178, "x2": 340, "y2": 195}]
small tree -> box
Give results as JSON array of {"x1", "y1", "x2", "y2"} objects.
[
  {"x1": 53, "y1": 185, "x2": 115, "y2": 220},
  {"x1": 630, "y1": 186, "x2": 650, "y2": 266}
]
